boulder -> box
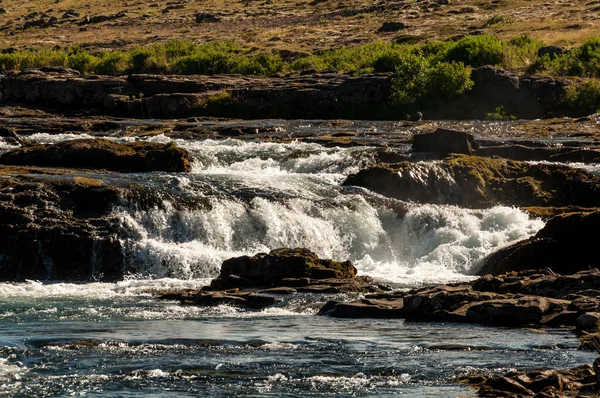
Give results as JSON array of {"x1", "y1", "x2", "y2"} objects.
[
  {"x1": 477, "y1": 211, "x2": 600, "y2": 275},
  {"x1": 377, "y1": 22, "x2": 406, "y2": 32},
  {"x1": 0, "y1": 139, "x2": 192, "y2": 172},
  {"x1": 576, "y1": 312, "x2": 600, "y2": 333},
  {"x1": 209, "y1": 248, "x2": 356, "y2": 290},
  {"x1": 412, "y1": 128, "x2": 479, "y2": 155}
]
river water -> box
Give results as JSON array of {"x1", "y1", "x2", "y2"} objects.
[{"x1": 0, "y1": 128, "x2": 596, "y2": 397}]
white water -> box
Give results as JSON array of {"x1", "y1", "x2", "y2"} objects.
[{"x1": 115, "y1": 139, "x2": 545, "y2": 285}]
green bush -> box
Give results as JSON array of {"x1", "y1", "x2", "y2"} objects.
[
  {"x1": 427, "y1": 61, "x2": 473, "y2": 99},
  {"x1": 536, "y1": 38, "x2": 600, "y2": 77},
  {"x1": 486, "y1": 105, "x2": 516, "y2": 120},
  {"x1": 392, "y1": 55, "x2": 473, "y2": 106},
  {"x1": 562, "y1": 80, "x2": 600, "y2": 114},
  {"x1": 446, "y1": 34, "x2": 503, "y2": 67}
]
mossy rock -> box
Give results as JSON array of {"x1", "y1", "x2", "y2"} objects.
[
  {"x1": 0, "y1": 139, "x2": 192, "y2": 173},
  {"x1": 344, "y1": 154, "x2": 600, "y2": 208}
]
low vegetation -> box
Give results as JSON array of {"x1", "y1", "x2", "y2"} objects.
[{"x1": 1, "y1": 35, "x2": 599, "y2": 79}]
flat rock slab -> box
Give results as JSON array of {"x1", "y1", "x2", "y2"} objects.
[
  {"x1": 319, "y1": 268, "x2": 600, "y2": 329},
  {"x1": 0, "y1": 138, "x2": 192, "y2": 172}
]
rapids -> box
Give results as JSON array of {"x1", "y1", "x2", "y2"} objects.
[{"x1": 0, "y1": 128, "x2": 596, "y2": 397}]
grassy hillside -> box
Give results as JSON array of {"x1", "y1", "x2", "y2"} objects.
[{"x1": 0, "y1": 0, "x2": 598, "y2": 53}]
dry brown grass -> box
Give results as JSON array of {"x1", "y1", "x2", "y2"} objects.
[{"x1": 0, "y1": 0, "x2": 598, "y2": 52}]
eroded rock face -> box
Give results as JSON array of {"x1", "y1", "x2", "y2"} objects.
[
  {"x1": 0, "y1": 139, "x2": 192, "y2": 172},
  {"x1": 0, "y1": 174, "x2": 123, "y2": 281},
  {"x1": 477, "y1": 211, "x2": 600, "y2": 275},
  {"x1": 0, "y1": 67, "x2": 580, "y2": 119},
  {"x1": 343, "y1": 155, "x2": 600, "y2": 208}
]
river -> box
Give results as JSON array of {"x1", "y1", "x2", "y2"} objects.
[{"x1": 0, "y1": 126, "x2": 595, "y2": 397}]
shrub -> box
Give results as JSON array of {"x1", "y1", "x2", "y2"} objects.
[
  {"x1": 391, "y1": 53, "x2": 431, "y2": 105},
  {"x1": 392, "y1": 55, "x2": 473, "y2": 106},
  {"x1": 446, "y1": 34, "x2": 503, "y2": 67},
  {"x1": 486, "y1": 105, "x2": 516, "y2": 120},
  {"x1": 427, "y1": 61, "x2": 473, "y2": 99},
  {"x1": 562, "y1": 80, "x2": 600, "y2": 114}
]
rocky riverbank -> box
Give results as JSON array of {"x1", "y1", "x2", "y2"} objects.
[{"x1": 0, "y1": 66, "x2": 586, "y2": 120}]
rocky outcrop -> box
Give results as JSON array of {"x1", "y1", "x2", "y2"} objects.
[
  {"x1": 343, "y1": 154, "x2": 600, "y2": 208},
  {"x1": 0, "y1": 139, "x2": 192, "y2": 172},
  {"x1": 477, "y1": 211, "x2": 600, "y2": 275},
  {"x1": 158, "y1": 248, "x2": 389, "y2": 310},
  {"x1": 0, "y1": 67, "x2": 580, "y2": 119},
  {"x1": 0, "y1": 173, "x2": 123, "y2": 281},
  {"x1": 459, "y1": 365, "x2": 596, "y2": 398},
  {"x1": 319, "y1": 268, "x2": 600, "y2": 328},
  {"x1": 209, "y1": 248, "x2": 357, "y2": 290}
]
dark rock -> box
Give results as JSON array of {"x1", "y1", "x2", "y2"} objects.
[
  {"x1": 482, "y1": 376, "x2": 535, "y2": 396},
  {"x1": 0, "y1": 175, "x2": 123, "y2": 281},
  {"x1": 62, "y1": 9, "x2": 80, "y2": 19},
  {"x1": 576, "y1": 312, "x2": 600, "y2": 333},
  {"x1": 377, "y1": 21, "x2": 406, "y2": 32},
  {"x1": 80, "y1": 11, "x2": 126, "y2": 25},
  {"x1": 318, "y1": 297, "x2": 405, "y2": 318},
  {"x1": 537, "y1": 46, "x2": 566, "y2": 59},
  {"x1": 412, "y1": 128, "x2": 479, "y2": 155},
  {"x1": 195, "y1": 12, "x2": 220, "y2": 23},
  {"x1": 209, "y1": 248, "x2": 356, "y2": 290},
  {"x1": 0, "y1": 139, "x2": 192, "y2": 172},
  {"x1": 477, "y1": 211, "x2": 600, "y2": 275},
  {"x1": 0, "y1": 127, "x2": 23, "y2": 145}
]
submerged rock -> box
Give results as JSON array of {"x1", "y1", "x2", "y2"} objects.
[
  {"x1": 343, "y1": 154, "x2": 600, "y2": 208},
  {"x1": 0, "y1": 139, "x2": 192, "y2": 172}
]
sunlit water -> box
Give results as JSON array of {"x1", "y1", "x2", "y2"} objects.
[{"x1": 0, "y1": 130, "x2": 595, "y2": 396}]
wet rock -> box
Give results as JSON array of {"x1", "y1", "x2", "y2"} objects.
[
  {"x1": 412, "y1": 128, "x2": 479, "y2": 155},
  {"x1": 478, "y1": 211, "x2": 600, "y2": 275},
  {"x1": 158, "y1": 250, "x2": 387, "y2": 310},
  {"x1": 344, "y1": 155, "x2": 600, "y2": 208},
  {"x1": 481, "y1": 376, "x2": 534, "y2": 396},
  {"x1": 461, "y1": 364, "x2": 596, "y2": 398},
  {"x1": 0, "y1": 174, "x2": 124, "y2": 281},
  {"x1": 0, "y1": 139, "x2": 192, "y2": 172},
  {"x1": 318, "y1": 296, "x2": 405, "y2": 318},
  {"x1": 209, "y1": 248, "x2": 356, "y2": 290},
  {"x1": 319, "y1": 268, "x2": 600, "y2": 327},
  {"x1": 576, "y1": 312, "x2": 600, "y2": 333},
  {"x1": 476, "y1": 145, "x2": 600, "y2": 163}
]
